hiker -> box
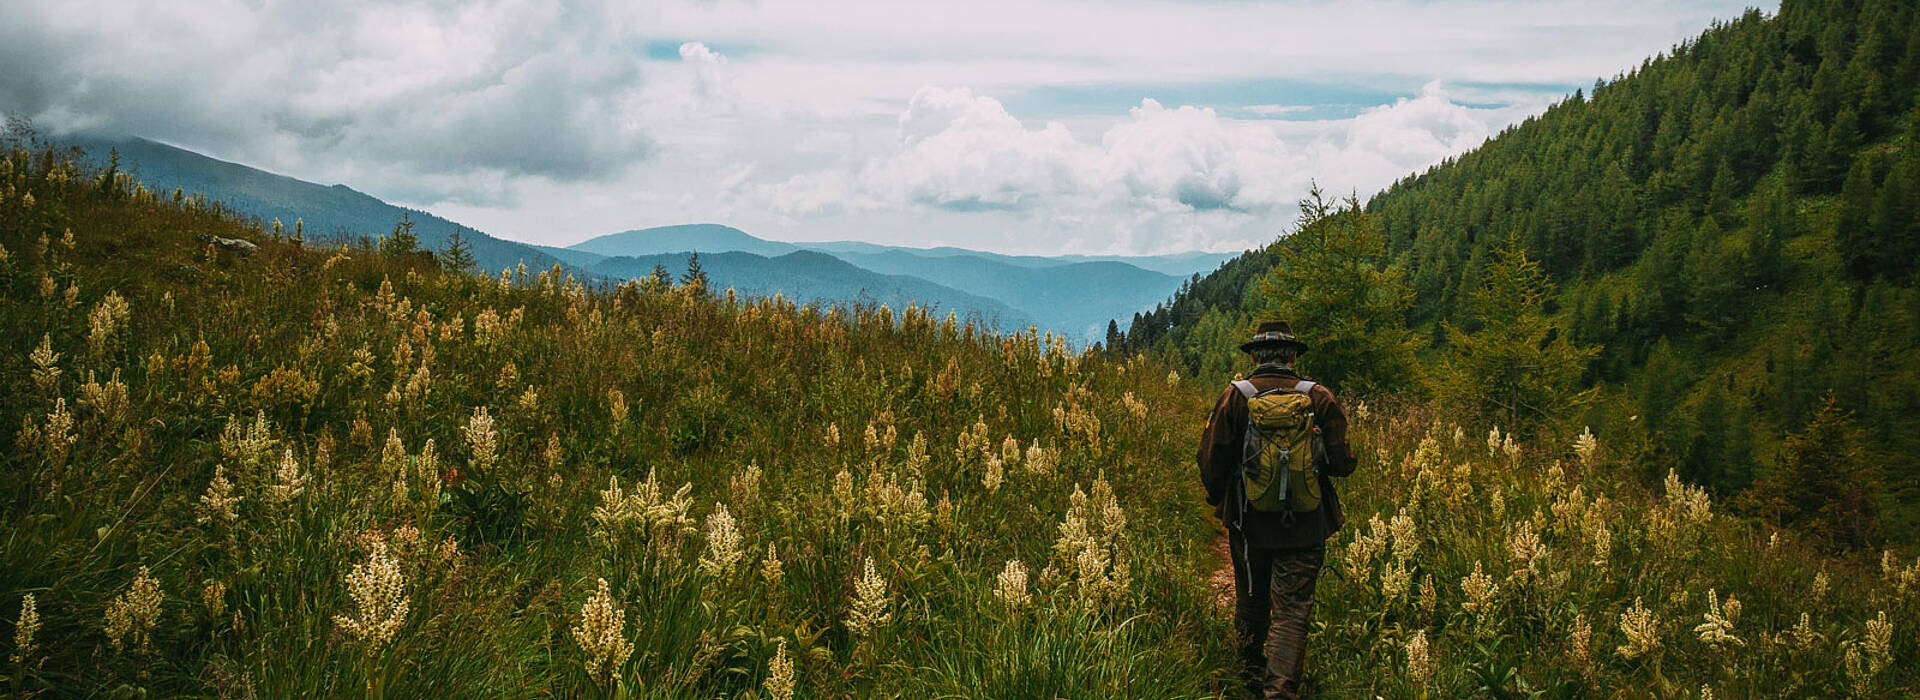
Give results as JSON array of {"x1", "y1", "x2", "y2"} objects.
[{"x1": 1198, "y1": 321, "x2": 1358, "y2": 699}]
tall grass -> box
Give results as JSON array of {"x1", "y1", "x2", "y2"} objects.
[
  {"x1": 0, "y1": 144, "x2": 1231, "y2": 697},
  {"x1": 1, "y1": 143, "x2": 1912, "y2": 698},
  {"x1": 1308, "y1": 400, "x2": 1916, "y2": 698}
]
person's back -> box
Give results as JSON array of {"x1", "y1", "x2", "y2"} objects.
[{"x1": 1197, "y1": 321, "x2": 1357, "y2": 699}]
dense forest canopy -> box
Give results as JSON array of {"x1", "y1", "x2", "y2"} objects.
[{"x1": 1123, "y1": 0, "x2": 1920, "y2": 545}]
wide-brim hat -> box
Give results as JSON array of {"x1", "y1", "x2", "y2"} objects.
[{"x1": 1239, "y1": 320, "x2": 1308, "y2": 354}]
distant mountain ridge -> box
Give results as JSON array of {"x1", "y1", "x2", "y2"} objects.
[
  {"x1": 69, "y1": 134, "x2": 1231, "y2": 342},
  {"x1": 572, "y1": 224, "x2": 800, "y2": 259},
  {"x1": 587, "y1": 250, "x2": 1038, "y2": 330},
  {"x1": 570, "y1": 226, "x2": 1234, "y2": 279},
  {"x1": 797, "y1": 240, "x2": 1235, "y2": 277},
  {"x1": 823, "y1": 249, "x2": 1178, "y2": 341},
  {"x1": 568, "y1": 225, "x2": 1235, "y2": 339}
]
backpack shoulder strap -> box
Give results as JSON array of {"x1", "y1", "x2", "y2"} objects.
[
  {"x1": 1293, "y1": 380, "x2": 1316, "y2": 395},
  {"x1": 1231, "y1": 380, "x2": 1258, "y2": 398}
]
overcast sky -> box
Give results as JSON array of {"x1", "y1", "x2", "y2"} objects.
[{"x1": 4, "y1": 0, "x2": 1768, "y2": 255}]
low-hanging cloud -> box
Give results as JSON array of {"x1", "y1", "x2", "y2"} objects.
[
  {"x1": 0, "y1": 0, "x2": 654, "y2": 203},
  {"x1": 770, "y1": 82, "x2": 1515, "y2": 233}
]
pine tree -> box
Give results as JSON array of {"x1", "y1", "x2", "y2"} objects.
[
  {"x1": 1867, "y1": 146, "x2": 1919, "y2": 280},
  {"x1": 1817, "y1": 107, "x2": 1863, "y2": 191},
  {"x1": 440, "y1": 228, "x2": 477, "y2": 274},
  {"x1": 1739, "y1": 174, "x2": 1790, "y2": 289},
  {"x1": 1253, "y1": 187, "x2": 1422, "y2": 396},
  {"x1": 1685, "y1": 216, "x2": 1744, "y2": 343},
  {"x1": 380, "y1": 213, "x2": 421, "y2": 258},
  {"x1": 1743, "y1": 396, "x2": 1881, "y2": 551},
  {"x1": 681, "y1": 252, "x2": 709, "y2": 297},
  {"x1": 1836, "y1": 154, "x2": 1883, "y2": 280},
  {"x1": 1441, "y1": 240, "x2": 1600, "y2": 436}
]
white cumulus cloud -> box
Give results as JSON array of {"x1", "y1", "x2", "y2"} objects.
[
  {"x1": 773, "y1": 83, "x2": 1506, "y2": 226},
  {"x1": 862, "y1": 86, "x2": 1090, "y2": 211},
  {"x1": 0, "y1": 0, "x2": 1761, "y2": 254}
]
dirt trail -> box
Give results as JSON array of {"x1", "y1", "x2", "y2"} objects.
[{"x1": 1208, "y1": 529, "x2": 1236, "y2": 611}]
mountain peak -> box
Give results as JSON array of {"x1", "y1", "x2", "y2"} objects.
[{"x1": 569, "y1": 223, "x2": 794, "y2": 257}]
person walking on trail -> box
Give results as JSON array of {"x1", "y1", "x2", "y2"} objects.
[{"x1": 1198, "y1": 320, "x2": 1358, "y2": 699}]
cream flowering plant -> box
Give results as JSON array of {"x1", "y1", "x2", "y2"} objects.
[{"x1": 0, "y1": 133, "x2": 1914, "y2": 700}]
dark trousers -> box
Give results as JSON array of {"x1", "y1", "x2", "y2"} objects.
[{"x1": 1228, "y1": 532, "x2": 1325, "y2": 700}]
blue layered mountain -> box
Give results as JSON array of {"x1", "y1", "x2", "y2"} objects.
[
  {"x1": 568, "y1": 225, "x2": 1231, "y2": 339},
  {"x1": 821, "y1": 250, "x2": 1178, "y2": 340},
  {"x1": 69, "y1": 134, "x2": 1222, "y2": 342},
  {"x1": 574, "y1": 224, "x2": 798, "y2": 258},
  {"x1": 798, "y1": 239, "x2": 1234, "y2": 277},
  {"x1": 588, "y1": 250, "x2": 1037, "y2": 331}
]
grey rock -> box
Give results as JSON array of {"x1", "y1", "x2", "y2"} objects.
[{"x1": 197, "y1": 233, "x2": 258, "y2": 257}]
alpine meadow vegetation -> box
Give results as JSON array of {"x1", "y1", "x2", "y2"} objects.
[
  {"x1": 4, "y1": 128, "x2": 1917, "y2": 698},
  {"x1": 0, "y1": 139, "x2": 1234, "y2": 697}
]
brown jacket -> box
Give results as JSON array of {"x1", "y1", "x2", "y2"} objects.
[{"x1": 1198, "y1": 364, "x2": 1357, "y2": 549}]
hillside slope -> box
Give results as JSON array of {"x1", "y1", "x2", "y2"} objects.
[
  {"x1": 0, "y1": 142, "x2": 1229, "y2": 697},
  {"x1": 1127, "y1": 0, "x2": 1920, "y2": 536},
  {"x1": 1363, "y1": 0, "x2": 1920, "y2": 524},
  {"x1": 66, "y1": 135, "x2": 576, "y2": 275}
]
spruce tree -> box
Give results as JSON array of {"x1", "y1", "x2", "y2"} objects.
[
  {"x1": 1835, "y1": 153, "x2": 1887, "y2": 280},
  {"x1": 1743, "y1": 396, "x2": 1881, "y2": 551},
  {"x1": 1739, "y1": 174, "x2": 1790, "y2": 289},
  {"x1": 681, "y1": 251, "x2": 709, "y2": 297},
  {"x1": 1441, "y1": 240, "x2": 1600, "y2": 436},
  {"x1": 648, "y1": 264, "x2": 673, "y2": 293},
  {"x1": 380, "y1": 214, "x2": 420, "y2": 258},
  {"x1": 1867, "y1": 147, "x2": 1919, "y2": 280},
  {"x1": 440, "y1": 227, "x2": 477, "y2": 273},
  {"x1": 1254, "y1": 187, "x2": 1422, "y2": 396}
]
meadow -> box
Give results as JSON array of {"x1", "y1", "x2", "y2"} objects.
[{"x1": 1, "y1": 143, "x2": 1913, "y2": 698}]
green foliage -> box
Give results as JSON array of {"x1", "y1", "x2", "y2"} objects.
[
  {"x1": 439, "y1": 228, "x2": 477, "y2": 274},
  {"x1": 4, "y1": 143, "x2": 1918, "y2": 698},
  {"x1": 1121, "y1": 246, "x2": 1276, "y2": 362},
  {"x1": 1255, "y1": 187, "x2": 1422, "y2": 396},
  {"x1": 1441, "y1": 242, "x2": 1600, "y2": 437},
  {"x1": 1744, "y1": 396, "x2": 1882, "y2": 551},
  {"x1": 379, "y1": 213, "x2": 421, "y2": 258},
  {"x1": 0, "y1": 145, "x2": 1230, "y2": 697},
  {"x1": 1308, "y1": 406, "x2": 1920, "y2": 698},
  {"x1": 1158, "y1": 307, "x2": 1254, "y2": 388},
  {"x1": 1149, "y1": 0, "x2": 1920, "y2": 538},
  {"x1": 63, "y1": 134, "x2": 581, "y2": 275}
]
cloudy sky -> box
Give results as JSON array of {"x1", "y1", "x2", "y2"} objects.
[{"x1": 4, "y1": 0, "x2": 1767, "y2": 255}]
